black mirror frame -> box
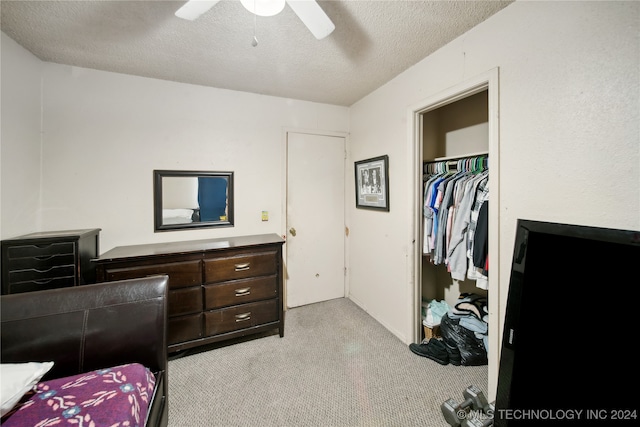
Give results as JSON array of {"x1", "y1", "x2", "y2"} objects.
[{"x1": 153, "y1": 170, "x2": 234, "y2": 232}]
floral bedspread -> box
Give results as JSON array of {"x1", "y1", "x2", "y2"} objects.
[{"x1": 2, "y1": 363, "x2": 156, "y2": 427}]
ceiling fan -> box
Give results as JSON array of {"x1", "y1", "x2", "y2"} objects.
[{"x1": 175, "y1": 0, "x2": 335, "y2": 40}]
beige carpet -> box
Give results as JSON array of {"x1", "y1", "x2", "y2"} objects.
[{"x1": 168, "y1": 297, "x2": 488, "y2": 426}]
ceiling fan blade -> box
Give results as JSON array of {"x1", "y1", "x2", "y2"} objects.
[
  {"x1": 286, "y1": 0, "x2": 335, "y2": 40},
  {"x1": 175, "y1": 0, "x2": 221, "y2": 21}
]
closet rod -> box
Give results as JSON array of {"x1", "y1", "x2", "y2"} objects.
[{"x1": 424, "y1": 151, "x2": 489, "y2": 164}]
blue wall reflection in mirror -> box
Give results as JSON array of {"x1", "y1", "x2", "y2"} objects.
[{"x1": 198, "y1": 177, "x2": 228, "y2": 221}]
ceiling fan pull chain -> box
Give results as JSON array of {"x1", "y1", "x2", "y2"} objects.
[{"x1": 251, "y1": 0, "x2": 258, "y2": 47}]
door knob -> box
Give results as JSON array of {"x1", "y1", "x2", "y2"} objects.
[{"x1": 289, "y1": 227, "x2": 297, "y2": 236}]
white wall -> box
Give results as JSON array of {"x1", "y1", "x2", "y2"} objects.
[
  {"x1": 0, "y1": 33, "x2": 44, "y2": 238},
  {"x1": 8, "y1": 63, "x2": 347, "y2": 252},
  {"x1": 163, "y1": 177, "x2": 199, "y2": 209},
  {"x1": 347, "y1": 0, "x2": 639, "y2": 397}
]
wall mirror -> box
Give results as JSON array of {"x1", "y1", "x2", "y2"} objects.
[{"x1": 154, "y1": 170, "x2": 234, "y2": 232}]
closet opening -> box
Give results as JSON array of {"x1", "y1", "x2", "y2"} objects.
[
  {"x1": 409, "y1": 68, "x2": 500, "y2": 401},
  {"x1": 421, "y1": 90, "x2": 489, "y2": 310}
]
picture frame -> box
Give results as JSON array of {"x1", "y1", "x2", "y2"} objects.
[{"x1": 355, "y1": 155, "x2": 389, "y2": 211}]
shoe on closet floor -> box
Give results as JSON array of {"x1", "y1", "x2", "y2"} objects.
[
  {"x1": 443, "y1": 340, "x2": 462, "y2": 366},
  {"x1": 409, "y1": 339, "x2": 449, "y2": 365}
]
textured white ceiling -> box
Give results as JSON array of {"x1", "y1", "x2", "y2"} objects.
[{"x1": 0, "y1": 0, "x2": 513, "y2": 106}]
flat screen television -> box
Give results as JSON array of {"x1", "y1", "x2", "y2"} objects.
[{"x1": 494, "y1": 219, "x2": 640, "y2": 426}]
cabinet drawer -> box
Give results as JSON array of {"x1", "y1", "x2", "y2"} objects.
[
  {"x1": 5, "y1": 277, "x2": 75, "y2": 294},
  {"x1": 103, "y1": 260, "x2": 201, "y2": 289},
  {"x1": 168, "y1": 313, "x2": 202, "y2": 345},
  {"x1": 7, "y1": 253, "x2": 75, "y2": 272},
  {"x1": 204, "y1": 299, "x2": 278, "y2": 336},
  {"x1": 204, "y1": 251, "x2": 276, "y2": 283},
  {"x1": 6, "y1": 242, "x2": 75, "y2": 259},
  {"x1": 9, "y1": 264, "x2": 75, "y2": 284},
  {"x1": 204, "y1": 276, "x2": 277, "y2": 310},
  {"x1": 169, "y1": 286, "x2": 203, "y2": 317}
]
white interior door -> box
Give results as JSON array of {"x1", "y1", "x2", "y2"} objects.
[{"x1": 286, "y1": 132, "x2": 345, "y2": 308}]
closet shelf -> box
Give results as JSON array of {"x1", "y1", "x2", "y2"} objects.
[{"x1": 430, "y1": 151, "x2": 489, "y2": 162}]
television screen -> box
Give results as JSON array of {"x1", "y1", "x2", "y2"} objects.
[{"x1": 494, "y1": 219, "x2": 640, "y2": 426}]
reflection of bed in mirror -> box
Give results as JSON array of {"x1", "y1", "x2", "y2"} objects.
[
  {"x1": 154, "y1": 170, "x2": 234, "y2": 232},
  {"x1": 162, "y1": 208, "x2": 197, "y2": 225}
]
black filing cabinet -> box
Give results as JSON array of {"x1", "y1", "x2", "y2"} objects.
[{"x1": 1, "y1": 229, "x2": 100, "y2": 295}]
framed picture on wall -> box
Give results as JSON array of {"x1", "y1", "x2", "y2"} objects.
[{"x1": 355, "y1": 155, "x2": 389, "y2": 211}]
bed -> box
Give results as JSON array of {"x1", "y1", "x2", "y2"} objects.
[
  {"x1": 162, "y1": 208, "x2": 198, "y2": 224},
  {"x1": 0, "y1": 275, "x2": 169, "y2": 427}
]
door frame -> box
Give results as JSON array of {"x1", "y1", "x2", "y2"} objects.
[
  {"x1": 282, "y1": 128, "x2": 350, "y2": 310},
  {"x1": 406, "y1": 68, "x2": 500, "y2": 399}
]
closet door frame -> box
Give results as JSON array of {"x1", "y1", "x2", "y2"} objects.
[{"x1": 407, "y1": 67, "x2": 500, "y2": 401}]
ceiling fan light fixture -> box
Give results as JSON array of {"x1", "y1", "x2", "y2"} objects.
[
  {"x1": 174, "y1": 0, "x2": 335, "y2": 41},
  {"x1": 240, "y1": 0, "x2": 286, "y2": 17}
]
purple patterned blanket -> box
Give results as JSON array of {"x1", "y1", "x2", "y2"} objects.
[{"x1": 2, "y1": 363, "x2": 156, "y2": 427}]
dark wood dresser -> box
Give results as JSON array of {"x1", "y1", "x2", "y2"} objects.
[
  {"x1": 92, "y1": 233, "x2": 285, "y2": 353},
  {"x1": 1, "y1": 229, "x2": 101, "y2": 295}
]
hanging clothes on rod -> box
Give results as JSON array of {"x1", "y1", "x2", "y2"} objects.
[{"x1": 423, "y1": 154, "x2": 489, "y2": 289}]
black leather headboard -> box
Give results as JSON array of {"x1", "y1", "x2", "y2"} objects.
[{"x1": 0, "y1": 275, "x2": 168, "y2": 381}]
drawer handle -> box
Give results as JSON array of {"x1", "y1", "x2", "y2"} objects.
[
  {"x1": 235, "y1": 312, "x2": 251, "y2": 322},
  {"x1": 34, "y1": 255, "x2": 55, "y2": 261},
  {"x1": 235, "y1": 287, "x2": 251, "y2": 297},
  {"x1": 234, "y1": 263, "x2": 250, "y2": 272},
  {"x1": 33, "y1": 279, "x2": 53, "y2": 285}
]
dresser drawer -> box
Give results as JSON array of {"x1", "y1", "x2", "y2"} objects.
[
  {"x1": 204, "y1": 276, "x2": 277, "y2": 310},
  {"x1": 168, "y1": 313, "x2": 202, "y2": 345},
  {"x1": 103, "y1": 260, "x2": 201, "y2": 289},
  {"x1": 6, "y1": 242, "x2": 75, "y2": 259},
  {"x1": 5, "y1": 277, "x2": 76, "y2": 294},
  {"x1": 9, "y1": 264, "x2": 75, "y2": 284},
  {"x1": 204, "y1": 251, "x2": 277, "y2": 283},
  {"x1": 169, "y1": 286, "x2": 203, "y2": 317},
  {"x1": 204, "y1": 299, "x2": 278, "y2": 336},
  {"x1": 7, "y1": 253, "x2": 75, "y2": 272}
]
